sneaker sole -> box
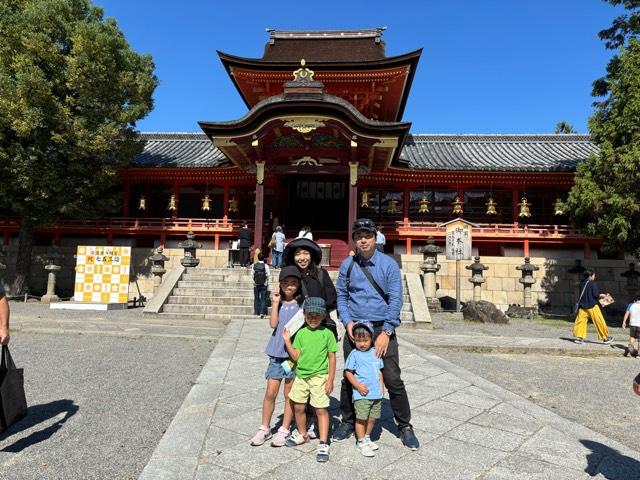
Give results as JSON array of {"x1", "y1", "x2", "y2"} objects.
[{"x1": 250, "y1": 434, "x2": 272, "y2": 446}]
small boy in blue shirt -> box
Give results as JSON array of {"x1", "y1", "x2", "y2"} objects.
[{"x1": 344, "y1": 322, "x2": 384, "y2": 457}]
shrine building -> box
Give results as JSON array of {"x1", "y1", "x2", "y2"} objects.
[{"x1": 2, "y1": 28, "x2": 605, "y2": 268}]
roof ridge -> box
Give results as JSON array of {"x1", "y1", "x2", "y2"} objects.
[{"x1": 267, "y1": 28, "x2": 385, "y2": 40}]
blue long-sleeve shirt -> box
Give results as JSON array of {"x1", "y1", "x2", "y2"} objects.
[{"x1": 336, "y1": 250, "x2": 403, "y2": 333}]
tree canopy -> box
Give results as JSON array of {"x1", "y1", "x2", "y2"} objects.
[
  {"x1": 567, "y1": 1, "x2": 640, "y2": 257},
  {"x1": 0, "y1": 0, "x2": 157, "y2": 292},
  {"x1": 555, "y1": 121, "x2": 577, "y2": 134}
]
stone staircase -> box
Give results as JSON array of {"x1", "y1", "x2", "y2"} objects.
[{"x1": 155, "y1": 267, "x2": 416, "y2": 322}]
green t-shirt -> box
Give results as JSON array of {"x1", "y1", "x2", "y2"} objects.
[{"x1": 292, "y1": 326, "x2": 337, "y2": 378}]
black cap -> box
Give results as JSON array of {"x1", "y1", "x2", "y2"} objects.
[
  {"x1": 352, "y1": 218, "x2": 377, "y2": 238},
  {"x1": 283, "y1": 238, "x2": 322, "y2": 266},
  {"x1": 279, "y1": 265, "x2": 302, "y2": 281}
]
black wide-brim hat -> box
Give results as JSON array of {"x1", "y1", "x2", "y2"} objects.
[{"x1": 283, "y1": 238, "x2": 322, "y2": 266}]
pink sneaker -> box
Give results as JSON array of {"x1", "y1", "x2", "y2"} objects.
[
  {"x1": 249, "y1": 426, "x2": 272, "y2": 446},
  {"x1": 270, "y1": 427, "x2": 290, "y2": 447}
]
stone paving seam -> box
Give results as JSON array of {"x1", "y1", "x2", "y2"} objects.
[
  {"x1": 138, "y1": 319, "x2": 245, "y2": 480},
  {"x1": 397, "y1": 335, "x2": 640, "y2": 461}
]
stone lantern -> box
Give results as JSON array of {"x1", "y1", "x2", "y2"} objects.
[
  {"x1": 41, "y1": 248, "x2": 62, "y2": 304},
  {"x1": 418, "y1": 236, "x2": 443, "y2": 312},
  {"x1": 149, "y1": 247, "x2": 170, "y2": 294},
  {"x1": 621, "y1": 263, "x2": 640, "y2": 301},
  {"x1": 516, "y1": 257, "x2": 539, "y2": 310},
  {"x1": 466, "y1": 256, "x2": 489, "y2": 301},
  {"x1": 179, "y1": 231, "x2": 201, "y2": 268}
]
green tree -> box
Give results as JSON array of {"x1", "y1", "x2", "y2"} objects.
[
  {"x1": 555, "y1": 121, "x2": 577, "y2": 134},
  {"x1": 567, "y1": 0, "x2": 640, "y2": 257},
  {"x1": 0, "y1": 0, "x2": 157, "y2": 293}
]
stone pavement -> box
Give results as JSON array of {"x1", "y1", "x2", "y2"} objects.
[{"x1": 139, "y1": 319, "x2": 640, "y2": 480}]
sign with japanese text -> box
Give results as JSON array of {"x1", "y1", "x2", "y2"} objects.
[
  {"x1": 445, "y1": 220, "x2": 473, "y2": 260},
  {"x1": 73, "y1": 246, "x2": 131, "y2": 303}
]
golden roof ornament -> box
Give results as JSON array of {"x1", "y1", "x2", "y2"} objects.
[
  {"x1": 418, "y1": 196, "x2": 430, "y2": 213},
  {"x1": 292, "y1": 58, "x2": 315, "y2": 81},
  {"x1": 360, "y1": 189, "x2": 370, "y2": 208},
  {"x1": 553, "y1": 197, "x2": 565, "y2": 216},
  {"x1": 452, "y1": 196, "x2": 464, "y2": 215},
  {"x1": 201, "y1": 194, "x2": 211, "y2": 212},
  {"x1": 167, "y1": 194, "x2": 176, "y2": 211},
  {"x1": 386, "y1": 198, "x2": 399, "y2": 214},
  {"x1": 517, "y1": 196, "x2": 532, "y2": 218},
  {"x1": 485, "y1": 196, "x2": 497, "y2": 215},
  {"x1": 228, "y1": 197, "x2": 239, "y2": 213},
  {"x1": 138, "y1": 195, "x2": 146, "y2": 211}
]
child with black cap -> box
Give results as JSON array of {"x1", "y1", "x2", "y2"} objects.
[
  {"x1": 344, "y1": 321, "x2": 384, "y2": 457},
  {"x1": 282, "y1": 296, "x2": 337, "y2": 462}
]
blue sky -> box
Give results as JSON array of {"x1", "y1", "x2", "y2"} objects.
[{"x1": 99, "y1": 0, "x2": 623, "y2": 134}]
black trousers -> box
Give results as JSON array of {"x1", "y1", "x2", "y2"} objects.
[
  {"x1": 340, "y1": 329, "x2": 412, "y2": 430},
  {"x1": 239, "y1": 247, "x2": 250, "y2": 266}
]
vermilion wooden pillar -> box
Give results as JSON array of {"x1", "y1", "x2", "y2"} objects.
[
  {"x1": 584, "y1": 242, "x2": 591, "y2": 259},
  {"x1": 254, "y1": 183, "x2": 264, "y2": 248},
  {"x1": 223, "y1": 185, "x2": 229, "y2": 223},
  {"x1": 523, "y1": 239, "x2": 530, "y2": 257},
  {"x1": 512, "y1": 188, "x2": 520, "y2": 223},
  {"x1": 123, "y1": 182, "x2": 131, "y2": 217},
  {"x1": 348, "y1": 184, "x2": 357, "y2": 248},
  {"x1": 403, "y1": 188, "x2": 410, "y2": 227}
]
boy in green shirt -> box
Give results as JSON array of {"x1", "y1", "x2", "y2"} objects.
[{"x1": 283, "y1": 296, "x2": 337, "y2": 462}]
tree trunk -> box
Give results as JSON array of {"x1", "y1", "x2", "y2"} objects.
[{"x1": 12, "y1": 216, "x2": 33, "y2": 295}]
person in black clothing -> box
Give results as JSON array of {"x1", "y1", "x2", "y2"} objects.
[
  {"x1": 283, "y1": 238, "x2": 337, "y2": 338},
  {"x1": 238, "y1": 221, "x2": 253, "y2": 267}
]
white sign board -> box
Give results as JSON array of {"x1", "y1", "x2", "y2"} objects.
[{"x1": 445, "y1": 220, "x2": 472, "y2": 260}]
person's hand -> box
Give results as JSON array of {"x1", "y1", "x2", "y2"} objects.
[
  {"x1": 325, "y1": 380, "x2": 334, "y2": 395},
  {"x1": 356, "y1": 384, "x2": 369, "y2": 396},
  {"x1": 346, "y1": 322, "x2": 354, "y2": 341},
  {"x1": 282, "y1": 329, "x2": 290, "y2": 343},
  {"x1": 0, "y1": 329, "x2": 9, "y2": 345},
  {"x1": 375, "y1": 333, "x2": 390, "y2": 358},
  {"x1": 272, "y1": 290, "x2": 281, "y2": 304},
  {"x1": 623, "y1": 322, "x2": 627, "y2": 329}
]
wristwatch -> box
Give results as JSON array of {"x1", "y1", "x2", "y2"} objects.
[{"x1": 383, "y1": 329, "x2": 393, "y2": 337}]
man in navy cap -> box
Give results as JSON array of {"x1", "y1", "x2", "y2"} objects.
[{"x1": 333, "y1": 218, "x2": 419, "y2": 450}]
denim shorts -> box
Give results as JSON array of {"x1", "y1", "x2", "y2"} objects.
[{"x1": 265, "y1": 356, "x2": 295, "y2": 380}]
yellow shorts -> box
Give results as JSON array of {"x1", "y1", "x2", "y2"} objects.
[{"x1": 288, "y1": 374, "x2": 329, "y2": 408}]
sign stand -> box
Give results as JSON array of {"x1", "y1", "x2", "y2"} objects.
[{"x1": 440, "y1": 219, "x2": 475, "y2": 312}]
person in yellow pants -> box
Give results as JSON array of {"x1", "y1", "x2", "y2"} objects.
[{"x1": 573, "y1": 270, "x2": 613, "y2": 344}]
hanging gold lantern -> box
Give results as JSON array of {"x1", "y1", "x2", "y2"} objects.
[
  {"x1": 452, "y1": 196, "x2": 464, "y2": 215},
  {"x1": 517, "y1": 196, "x2": 532, "y2": 218},
  {"x1": 418, "y1": 196, "x2": 430, "y2": 213},
  {"x1": 386, "y1": 198, "x2": 399, "y2": 214},
  {"x1": 553, "y1": 197, "x2": 565, "y2": 216},
  {"x1": 138, "y1": 195, "x2": 146, "y2": 211},
  {"x1": 485, "y1": 196, "x2": 497, "y2": 215},
  {"x1": 167, "y1": 194, "x2": 176, "y2": 211},
  {"x1": 201, "y1": 194, "x2": 211, "y2": 211},
  {"x1": 360, "y1": 189, "x2": 370, "y2": 208},
  {"x1": 228, "y1": 197, "x2": 239, "y2": 213}
]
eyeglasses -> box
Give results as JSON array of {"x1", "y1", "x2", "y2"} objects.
[{"x1": 353, "y1": 219, "x2": 376, "y2": 229}]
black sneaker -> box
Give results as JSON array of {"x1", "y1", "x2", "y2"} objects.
[
  {"x1": 400, "y1": 427, "x2": 420, "y2": 450},
  {"x1": 331, "y1": 422, "x2": 354, "y2": 442}
]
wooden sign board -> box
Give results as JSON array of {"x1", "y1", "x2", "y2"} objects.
[{"x1": 444, "y1": 219, "x2": 473, "y2": 261}]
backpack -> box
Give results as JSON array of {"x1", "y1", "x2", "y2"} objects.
[{"x1": 253, "y1": 263, "x2": 267, "y2": 285}]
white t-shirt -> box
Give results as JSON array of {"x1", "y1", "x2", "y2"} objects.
[
  {"x1": 297, "y1": 230, "x2": 313, "y2": 240},
  {"x1": 627, "y1": 302, "x2": 640, "y2": 327}
]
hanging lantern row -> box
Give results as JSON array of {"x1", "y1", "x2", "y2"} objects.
[{"x1": 136, "y1": 195, "x2": 241, "y2": 213}]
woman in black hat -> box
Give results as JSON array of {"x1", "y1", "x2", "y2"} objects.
[{"x1": 283, "y1": 238, "x2": 338, "y2": 338}]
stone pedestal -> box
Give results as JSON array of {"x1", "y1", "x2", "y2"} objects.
[
  {"x1": 419, "y1": 237, "x2": 443, "y2": 312},
  {"x1": 513, "y1": 257, "x2": 539, "y2": 316},
  {"x1": 41, "y1": 264, "x2": 61, "y2": 303},
  {"x1": 149, "y1": 247, "x2": 169, "y2": 295},
  {"x1": 466, "y1": 256, "x2": 488, "y2": 302}
]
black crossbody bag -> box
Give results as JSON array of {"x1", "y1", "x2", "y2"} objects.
[{"x1": 346, "y1": 256, "x2": 389, "y2": 305}]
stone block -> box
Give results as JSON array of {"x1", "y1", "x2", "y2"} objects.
[{"x1": 446, "y1": 423, "x2": 526, "y2": 452}]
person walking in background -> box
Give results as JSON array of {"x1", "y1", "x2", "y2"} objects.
[
  {"x1": 251, "y1": 253, "x2": 270, "y2": 318},
  {"x1": 573, "y1": 270, "x2": 613, "y2": 345},
  {"x1": 375, "y1": 227, "x2": 385, "y2": 253},
  {"x1": 238, "y1": 221, "x2": 252, "y2": 267},
  {"x1": 622, "y1": 295, "x2": 640, "y2": 357},
  {"x1": 333, "y1": 218, "x2": 419, "y2": 451},
  {"x1": 270, "y1": 226, "x2": 286, "y2": 269},
  {"x1": 297, "y1": 225, "x2": 313, "y2": 240},
  {"x1": 0, "y1": 284, "x2": 9, "y2": 345}
]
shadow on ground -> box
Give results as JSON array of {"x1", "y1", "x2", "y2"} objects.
[
  {"x1": 582, "y1": 439, "x2": 640, "y2": 479},
  {"x1": 0, "y1": 399, "x2": 79, "y2": 453}
]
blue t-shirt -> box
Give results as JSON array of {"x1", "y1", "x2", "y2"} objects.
[
  {"x1": 264, "y1": 300, "x2": 301, "y2": 358},
  {"x1": 344, "y1": 348, "x2": 384, "y2": 401}
]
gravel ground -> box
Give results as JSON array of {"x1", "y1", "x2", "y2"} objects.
[
  {"x1": 434, "y1": 350, "x2": 640, "y2": 451},
  {"x1": 0, "y1": 331, "x2": 216, "y2": 480}
]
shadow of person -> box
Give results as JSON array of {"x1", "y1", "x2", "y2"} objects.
[
  {"x1": 0, "y1": 399, "x2": 79, "y2": 453},
  {"x1": 581, "y1": 439, "x2": 640, "y2": 479}
]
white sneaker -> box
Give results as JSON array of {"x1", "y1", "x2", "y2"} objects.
[
  {"x1": 307, "y1": 422, "x2": 318, "y2": 439},
  {"x1": 357, "y1": 440, "x2": 376, "y2": 457},
  {"x1": 363, "y1": 437, "x2": 379, "y2": 451}
]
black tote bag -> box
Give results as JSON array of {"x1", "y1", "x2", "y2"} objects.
[{"x1": 0, "y1": 345, "x2": 27, "y2": 433}]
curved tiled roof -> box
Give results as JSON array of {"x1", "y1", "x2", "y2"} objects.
[
  {"x1": 400, "y1": 134, "x2": 598, "y2": 172},
  {"x1": 132, "y1": 133, "x2": 229, "y2": 168},
  {"x1": 131, "y1": 132, "x2": 598, "y2": 172}
]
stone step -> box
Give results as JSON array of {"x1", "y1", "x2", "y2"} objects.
[
  {"x1": 167, "y1": 296, "x2": 254, "y2": 306},
  {"x1": 162, "y1": 304, "x2": 255, "y2": 314},
  {"x1": 156, "y1": 312, "x2": 260, "y2": 321}
]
